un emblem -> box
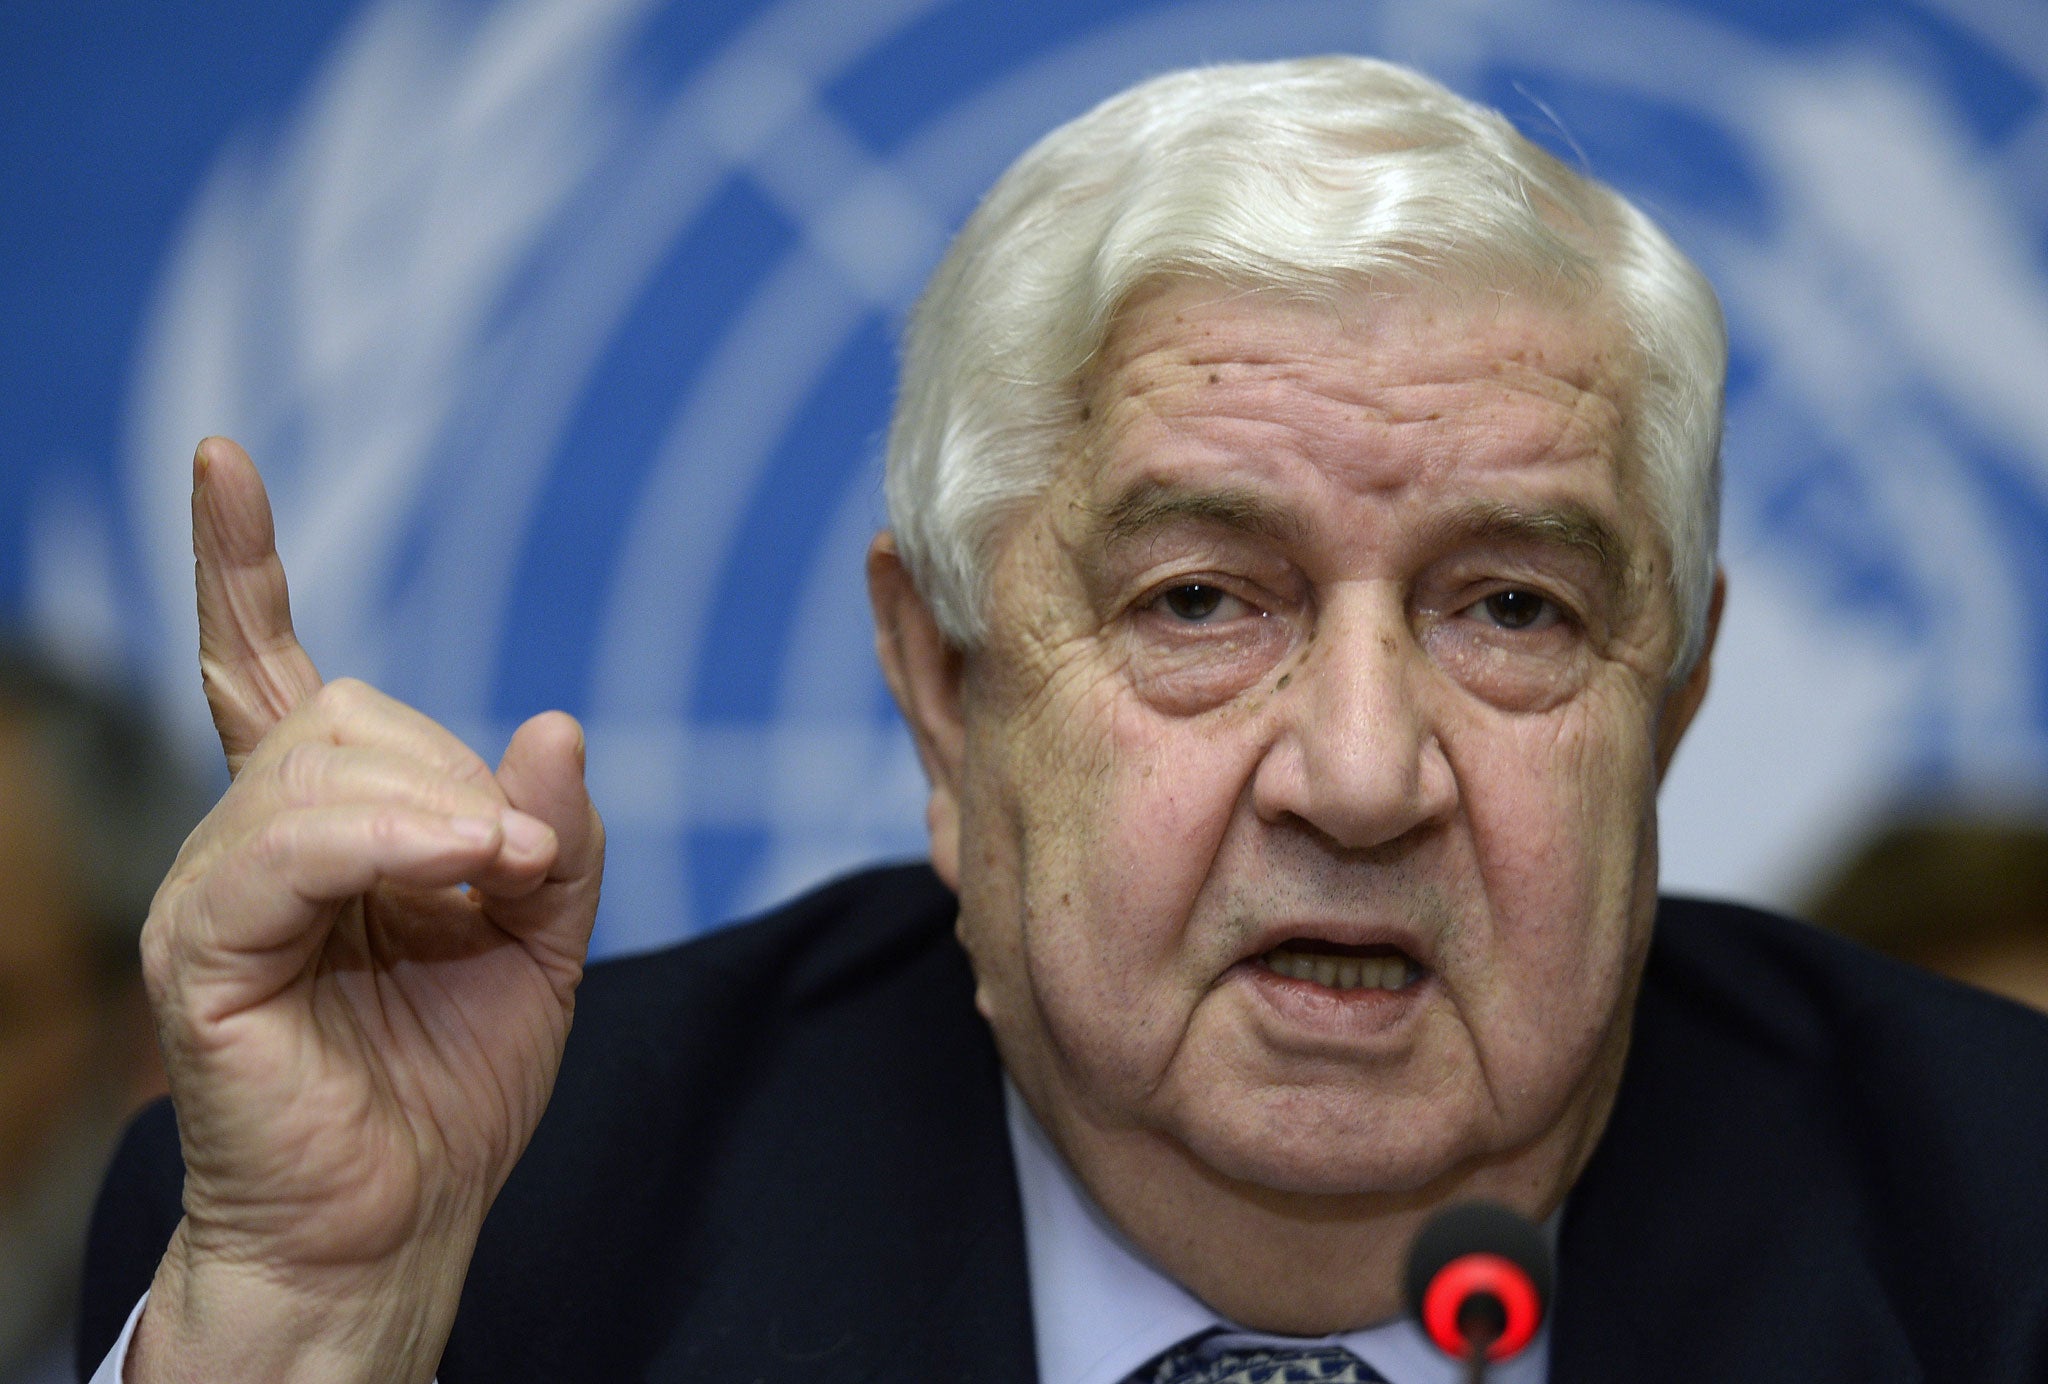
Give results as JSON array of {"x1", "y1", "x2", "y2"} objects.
[{"x1": 119, "y1": 0, "x2": 2048, "y2": 950}]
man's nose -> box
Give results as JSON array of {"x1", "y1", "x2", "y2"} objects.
[{"x1": 1249, "y1": 589, "x2": 1458, "y2": 851}]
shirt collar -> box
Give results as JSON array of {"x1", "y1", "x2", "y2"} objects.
[{"x1": 1003, "y1": 1080, "x2": 1551, "y2": 1384}]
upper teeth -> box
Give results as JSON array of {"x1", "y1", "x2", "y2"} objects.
[{"x1": 1264, "y1": 948, "x2": 1413, "y2": 991}]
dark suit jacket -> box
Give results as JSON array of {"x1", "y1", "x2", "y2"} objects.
[{"x1": 80, "y1": 864, "x2": 2048, "y2": 1382}]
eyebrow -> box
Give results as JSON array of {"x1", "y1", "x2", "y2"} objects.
[
  {"x1": 1424, "y1": 498, "x2": 1635, "y2": 595},
  {"x1": 1082, "y1": 483, "x2": 1637, "y2": 599},
  {"x1": 1086, "y1": 481, "x2": 1308, "y2": 548}
]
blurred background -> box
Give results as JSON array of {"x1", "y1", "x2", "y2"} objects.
[
  {"x1": 3, "y1": 1, "x2": 2045, "y2": 1374},
  {"x1": 0, "y1": 648, "x2": 193, "y2": 1381}
]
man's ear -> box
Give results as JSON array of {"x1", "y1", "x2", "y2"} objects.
[
  {"x1": 1654, "y1": 568, "x2": 1725, "y2": 781},
  {"x1": 868, "y1": 532, "x2": 968, "y2": 890}
]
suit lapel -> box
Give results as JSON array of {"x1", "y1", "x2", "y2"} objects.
[
  {"x1": 1552, "y1": 919, "x2": 1924, "y2": 1384},
  {"x1": 641, "y1": 918, "x2": 1038, "y2": 1384}
]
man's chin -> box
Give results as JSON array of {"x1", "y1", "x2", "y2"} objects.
[{"x1": 1172, "y1": 1101, "x2": 1486, "y2": 1203}]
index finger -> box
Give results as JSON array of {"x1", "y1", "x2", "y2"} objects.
[{"x1": 193, "y1": 437, "x2": 324, "y2": 775}]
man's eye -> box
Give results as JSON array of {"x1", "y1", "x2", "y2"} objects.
[
  {"x1": 1157, "y1": 583, "x2": 1239, "y2": 623},
  {"x1": 1479, "y1": 589, "x2": 1552, "y2": 630}
]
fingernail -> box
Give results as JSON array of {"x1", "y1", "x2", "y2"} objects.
[
  {"x1": 501, "y1": 810, "x2": 552, "y2": 855},
  {"x1": 449, "y1": 815, "x2": 498, "y2": 844}
]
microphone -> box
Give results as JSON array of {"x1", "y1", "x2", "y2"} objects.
[{"x1": 1403, "y1": 1201, "x2": 1553, "y2": 1383}]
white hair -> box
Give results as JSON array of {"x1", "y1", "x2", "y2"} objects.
[{"x1": 885, "y1": 56, "x2": 1725, "y2": 677}]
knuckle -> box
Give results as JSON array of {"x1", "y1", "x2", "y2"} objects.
[
  {"x1": 364, "y1": 808, "x2": 412, "y2": 853},
  {"x1": 197, "y1": 653, "x2": 231, "y2": 697},
  {"x1": 310, "y1": 676, "x2": 377, "y2": 719},
  {"x1": 248, "y1": 811, "x2": 308, "y2": 873},
  {"x1": 138, "y1": 888, "x2": 202, "y2": 1020},
  {"x1": 273, "y1": 739, "x2": 335, "y2": 803},
  {"x1": 138, "y1": 911, "x2": 176, "y2": 990}
]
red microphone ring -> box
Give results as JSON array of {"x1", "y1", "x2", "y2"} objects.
[{"x1": 1420, "y1": 1251, "x2": 1543, "y2": 1360}]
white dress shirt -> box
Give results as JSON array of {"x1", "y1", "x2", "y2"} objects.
[
  {"x1": 1006, "y1": 1081, "x2": 1551, "y2": 1384},
  {"x1": 85, "y1": 1295, "x2": 139, "y2": 1384},
  {"x1": 92, "y1": 1089, "x2": 1553, "y2": 1384}
]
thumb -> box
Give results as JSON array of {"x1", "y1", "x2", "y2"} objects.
[
  {"x1": 193, "y1": 437, "x2": 323, "y2": 774},
  {"x1": 483, "y1": 711, "x2": 604, "y2": 967}
]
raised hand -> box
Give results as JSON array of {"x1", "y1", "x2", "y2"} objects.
[{"x1": 128, "y1": 438, "x2": 603, "y2": 1384}]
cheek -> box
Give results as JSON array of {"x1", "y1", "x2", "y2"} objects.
[
  {"x1": 959, "y1": 670, "x2": 1262, "y2": 1090},
  {"x1": 1465, "y1": 663, "x2": 1659, "y2": 865},
  {"x1": 1452, "y1": 695, "x2": 1659, "y2": 1079}
]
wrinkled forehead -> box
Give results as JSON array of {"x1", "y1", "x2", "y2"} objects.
[
  {"x1": 1066, "y1": 278, "x2": 1647, "y2": 513},
  {"x1": 1090, "y1": 274, "x2": 1636, "y2": 409}
]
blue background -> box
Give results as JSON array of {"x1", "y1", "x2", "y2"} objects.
[{"x1": 5, "y1": 0, "x2": 2044, "y2": 954}]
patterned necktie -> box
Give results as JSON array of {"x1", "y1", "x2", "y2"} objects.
[{"x1": 1128, "y1": 1334, "x2": 1391, "y2": 1384}]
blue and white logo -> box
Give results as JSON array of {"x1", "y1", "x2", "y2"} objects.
[{"x1": 97, "y1": 0, "x2": 2048, "y2": 950}]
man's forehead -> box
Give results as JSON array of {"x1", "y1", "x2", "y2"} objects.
[
  {"x1": 1092, "y1": 277, "x2": 1633, "y2": 392},
  {"x1": 1069, "y1": 290, "x2": 1634, "y2": 501},
  {"x1": 1076, "y1": 285, "x2": 1636, "y2": 486}
]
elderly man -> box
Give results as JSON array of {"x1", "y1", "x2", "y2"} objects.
[{"x1": 81, "y1": 57, "x2": 2048, "y2": 1384}]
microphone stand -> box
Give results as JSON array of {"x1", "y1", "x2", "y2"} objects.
[{"x1": 1458, "y1": 1293, "x2": 1506, "y2": 1384}]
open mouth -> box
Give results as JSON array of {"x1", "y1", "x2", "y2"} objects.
[{"x1": 1259, "y1": 940, "x2": 1423, "y2": 993}]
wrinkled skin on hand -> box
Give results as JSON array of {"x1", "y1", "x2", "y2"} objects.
[{"x1": 129, "y1": 438, "x2": 603, "y2": 1384}]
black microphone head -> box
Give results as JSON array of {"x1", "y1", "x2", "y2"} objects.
[{"x1": 1403, "y1": 1200, "x2": 1554, "y2": 1362}]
